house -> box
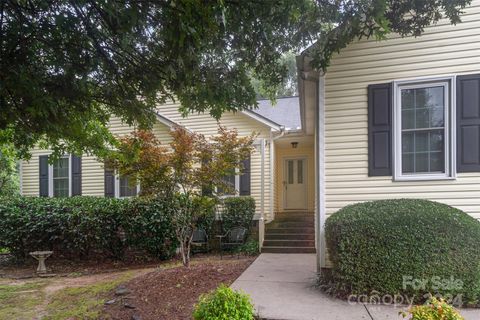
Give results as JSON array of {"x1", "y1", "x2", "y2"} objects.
[
  {"x1": 297, "y1": 0, "x2": 480, "y2": 269},
  {"x1": 20, "y1": 0, "x2": 480, "y2": 269},
  {"x1": 19, "y1": 96, "x2": 317, "y2": 253}
]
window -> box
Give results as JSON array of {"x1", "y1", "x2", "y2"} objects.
[
  {"x1": 218, "y1": 171, "x2": 239, "y2": 196},
  {"x1": 119, "y1": 175, "x2": 138, "y2": 197},
  {"x1": 394, "y1": 78, "x2": 455, "y2": 180},
  {"x1": 52, "y1": 157, "x2": 69, "y2": 197}
]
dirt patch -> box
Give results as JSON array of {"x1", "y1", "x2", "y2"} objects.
[
  {"x1": 0, "y1": 254, "x2": 171, "y2": 279},
  {"x1": 104, "y1": 256, "x2": 256, "y2": 320}
]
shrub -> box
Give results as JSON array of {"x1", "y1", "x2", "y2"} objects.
[
  {"x1": 122, "y1": 196, "x2": 178, "y2": 259},
  {"x1": 192, "y1": 196, "x2": 217, "y2": 236},
  {"x1": 222, "y1": 196, "x2": 255, "y2": 232},
  {"x1": 325, "y1": 199, "x2": 480, "y2": 303},
  {"x1": 235, "y1": 240, "x2": 259, "y2": 256},
  {"x1": 0, "y1": 196, "x2": 177, "y2": 260},
  {"x1": 402, "y1": 297, "x2": 464, "y2": 320},
  {"x1": 193, "y1": 284, "x2": 255, "y2": 320}
]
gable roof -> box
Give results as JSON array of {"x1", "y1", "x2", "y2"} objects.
[{"x1": 249, "y1": 96, "x2": 301, "y2": 131}]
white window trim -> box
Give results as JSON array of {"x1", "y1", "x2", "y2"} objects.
[
  {"x1": 48, "y1": 155, "x2": 72, "y2": 197},
  {"x1": 393, "y1": 76, "x2": 457, "y2": 181},
  {"x1": 114, "y1": 172, "x2": 140, "y2": 198}
]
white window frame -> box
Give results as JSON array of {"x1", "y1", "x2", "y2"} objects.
[
  {"x1": 114, "y1": 173, "x2": 140, "y2": 198},
  {"x1": 393, "y1": 76, "x2": 456, "y2": 181},
  {"x1": 48, "y1": 155, "x2": 72, "y2": 197}
]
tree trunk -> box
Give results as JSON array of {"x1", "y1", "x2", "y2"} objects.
[{"x1": 179, "y1": 236, "x2": 192, "y2": 268}]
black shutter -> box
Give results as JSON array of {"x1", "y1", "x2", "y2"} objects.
[
  {"x1": 239, "y1": 156, "x2": 251, "y2": 196},
  {"x1": 39, "y1": 155, "x2": 49, "y2": 197},
  {"x1": 71, "y1": 155, "x2": 82, "y2": 196},
  {"x1": 457, "y1": 74, "x2": 480, "y2": 172},
  {"x1": 368, "y1": 83, "x2": 392, "y2": 176},
  {"x1": 201, "y1": 159, "x2": 213, "y2": 196},
  {"x1": 104, "y1": 167, "x2": 115, "y2": 197}
]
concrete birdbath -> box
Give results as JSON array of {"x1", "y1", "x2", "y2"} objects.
[{"x1": 30, "y1": 251, "x2": 53, "y2": 274}]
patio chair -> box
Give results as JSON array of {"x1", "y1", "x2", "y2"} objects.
[
  {"x1": 217, "y1": 226, "x2": 247, "y2": 259},
  {"x1": 191, "y1": 228, "x2": 209, "y2": 254}
]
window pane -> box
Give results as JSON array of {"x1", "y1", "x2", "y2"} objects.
[
  {"x1": 402, "y1": 153, "x2": 414, "y2": 173},
  {"x1": 53, "y1": 157, "x2": 69, "y2": 197},
  {"x1": 415, "y1": 152, "x2": 429, "y2": 173},
  {"x1": 297, "y1": 160, "x2": 303, "y2": 184},
  {"x1": 401, "y1": 84, "x2": 446, "y2": 175},
  {"x1": 415, "y1": 132, "x2": 428, "y2": 152},
  {"x1": 430, "y1": 152, "x2": 444, "y2": 172},
  {"x1": 402, "y1": 133, "x2": 414, "y2": 153},
  {"x1": 430, "y1": 130, "x2": 444, "y2": 152},
  {"x1": 288, "y1": 160, "x2": 294, "y2": 184},
  {"x1": 120, "y1": 175, "x2": 137, "y2": 197}
]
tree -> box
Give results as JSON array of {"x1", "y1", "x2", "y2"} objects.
[
  {"x1": 252, "y1": 52, "x2": 298, "y2": 99},
  {"x1": 107, "y1": 127, "x2": 255, "y2": 266},
  {"x1": 0, "y1": 131, "x2": 19, "y2": 196},
  {"x1": 1, "y1": 0, "x2": 471, "y2": 158}
]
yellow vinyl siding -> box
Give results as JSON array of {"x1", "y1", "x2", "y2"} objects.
[
  {"x1": 158, "y1": 101, "x2": 274, "y2": 220},
  {"x1": 21, "y1": 117, "x2": 172, "y2": 197},
  {"x1": 324, "y1": 1, "x2": 480, "y2": 219},
  {"x1": 275, "y1": 145, "x2": 315, "y2": 212},
  {"x1": 21, "y1": 106, "x2": 274, "y2": 220}
]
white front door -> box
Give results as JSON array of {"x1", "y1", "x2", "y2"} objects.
[{"x1": 284, "y1": 158, "x2": 307, "y2": 210}]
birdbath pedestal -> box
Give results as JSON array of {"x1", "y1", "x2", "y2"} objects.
[{"x1": 30, "y1": 251, "x2": 53, "y2": 274}]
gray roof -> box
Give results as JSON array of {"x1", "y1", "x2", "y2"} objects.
[{"x1": 252, "y1": 96, "x2": 301, "y2": 130}]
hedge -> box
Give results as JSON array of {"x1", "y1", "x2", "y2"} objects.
[
  {"x1": 325, "y1": 199, "x2": 480, "y2": 303},
  {"x1": 0, "y1": 196, "x2": 180, "y2": 260},
  {"x1": 221, "y1": 196, "x2": 255, "y2": 232}
]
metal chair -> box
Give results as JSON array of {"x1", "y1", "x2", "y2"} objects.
[
  {"x1": 218, "y1": 226, "x2": 247, "y2": 258},
  {"x1": 191, "y1": 228, "x2": 209, "y2": 254}
]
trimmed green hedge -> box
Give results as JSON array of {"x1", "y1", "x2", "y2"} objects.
[
  {"x1": 0, "y1": 196, "x2": 179, "y2": 260},
  {"x1": 325, "y1": 199, "x2": 480, "y2": 303},
  {"x1": 222, "y1": 196, "x2": 255, "y2": 232}
]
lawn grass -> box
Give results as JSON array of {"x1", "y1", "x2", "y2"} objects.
[
  {"x1": 0, "y1": 280, "x2": 47, "y2": 320},
  {"x1": 44, "y1": 271, "x2": 134, "y2": 320}
]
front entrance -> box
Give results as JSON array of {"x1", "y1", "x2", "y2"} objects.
[{"x1": 283, "y1": 158, "x2": 307, "y2": 210}]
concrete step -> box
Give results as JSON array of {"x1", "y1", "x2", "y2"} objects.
[
  {"x1": 274, "y1": 216, "x2": 315, "y2": 223},
  {"x1": 261, "y1": 246, "x2": 316, "y2": 254},
  {"x1": 264, "y1": 233, "x2": 315, "y2": 240},
  {"x1": 268, "y1": 221, "x2": 314, "y2": 228},
  {"x1": 265, "y1": 227, "x2": 315, "y2": 234},
  {"x1": 263, "y1": 239, "x2": 315, "y2": 247}
]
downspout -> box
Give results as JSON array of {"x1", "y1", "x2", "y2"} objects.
[
  {"x1": 258, "y1": 138, "x2": 266, "y2": 252},
  {"x1": 269, "y1": 127, "x2": 286, "y2": 221}
]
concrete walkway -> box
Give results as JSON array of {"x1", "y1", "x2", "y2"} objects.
[{"x1": 231, "y1": 254, "x2": 480, "y2": 320}]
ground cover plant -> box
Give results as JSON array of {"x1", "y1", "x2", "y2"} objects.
[
  {"x1": 325, "y1": 199, "x2": 480, "y2": 305},
  {"x1": 193, "y1": 284, "x2": 255, "y2": 320}
]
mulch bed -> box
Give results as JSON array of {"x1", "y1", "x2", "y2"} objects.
[{"x1": 104, "y1": 256, "x2": 256, "y2": 320}]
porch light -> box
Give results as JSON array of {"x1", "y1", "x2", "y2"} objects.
[{"x1": 291, "y1": 142, "x2": 298, "y2": 149}]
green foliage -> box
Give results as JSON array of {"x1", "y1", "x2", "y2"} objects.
[
  {"x1": 235, "y1": 240, "x2": 259, "y2": 256},
  {"x1": 2, "y1": 1, "x2": 470, "y2": 157},
  {"x1": 325, "y1": 199, "x2": 480, "y2": 303},
  {"x1": 193, "y1": 284, "x2": 255, "y2": 320},
  {"x1": 0, "y1": 136, "x2": 19, "y2": 196},
  {"x1": 193, "y1": 196, "x2": 217, "y2": 237},
  {"x1": 0, "y1": 196, "x2": 177, "y2": 260},
  {"x1": 402, "y1": 297, "x2": 464, "y2": 320},
  {"x1": 222, "y1": 196, "x2": 256, "y2": 232},
  {"x1": 123, "y1": 196, "x2": 178, "y2": 259}
]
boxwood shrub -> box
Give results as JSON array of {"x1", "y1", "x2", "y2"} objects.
[
  {"x1": 325, "y1": 199, "x2": 480, "y2": 304},
  {"x1": 221, "y1": 196, "x2": 255, "y2": 232},
  {"x1": 0, "y1": 196, "x2": 178, "y2": 260}
]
